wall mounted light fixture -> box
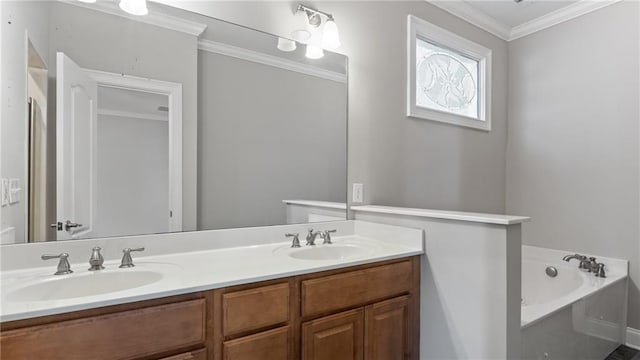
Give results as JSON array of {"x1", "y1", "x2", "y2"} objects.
[{"x1": 291, "y1": 4, "x2": 341, "y2": 59}]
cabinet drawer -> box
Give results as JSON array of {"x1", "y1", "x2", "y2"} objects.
[
  {"x1": 223, "y1": 283, "x2": 289, "y2": 337},
  {"x1": 301, "y1": 261, "x2": 412, "y2": 318},
  {"x1": 0, "y1": 299, "x2": 206, "y2": 360},
  {"x1": 161, "y1": 348, "x2": 207, "y2": 360},
  {"x1": 223, "y1": 326, "x2": 290, "y2": 360}
]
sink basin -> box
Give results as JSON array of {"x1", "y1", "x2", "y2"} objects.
[
  {"x1": 287, "y1": 245, "x2": 373, "y2": 261},
  {"x1": 6, "y1": 271, "x2": 163, "y2": 302}
]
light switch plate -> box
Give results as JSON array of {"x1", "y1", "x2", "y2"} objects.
[
  {"x1": 1, "y1": 179, "x2": 9, "y2": 206},
  {"x1": 352, "y1": 183, "x2": 364, "y2": 203},
  {"x1": 9, "y1": 179, "x2": 20, "y2": 204}
]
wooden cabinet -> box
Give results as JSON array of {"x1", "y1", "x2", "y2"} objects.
[
  {"x1": 302, "y1": 296, "x2": 411, "y2": 360},
  {"x1": 302, "y1": 309, "x2": 364, "y2": 360},
  {"x1": 0, "y1": 257, "x2": 420, "y2": 360},
  {"x1": 223, "y1": 326, "x2": 290, "y2": 360},
  {"x1": 365, "y1": 296, "x2": 410, "y2": 360},
  {"x1": 0, "y1": 299, "x2": 206, "y2": 360},
  {"x1": 223, "y1": 283, "x2": 290, "y2": 337},
  {"x1": 161, "y1": 348, "x2": 207, "y2": 360}
]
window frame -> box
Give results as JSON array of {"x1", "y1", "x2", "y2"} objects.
[{"x1": 407, "y1": 15, "x2": 492, "y2": 131}]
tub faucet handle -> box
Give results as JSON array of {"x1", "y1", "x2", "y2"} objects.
[{"x1": 595, "y1": 263, "x2": 606, "y2": 278}]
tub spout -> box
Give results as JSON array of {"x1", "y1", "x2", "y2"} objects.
[{"x1": 562, "y1": 254, "x2": 588, "y2": 269}]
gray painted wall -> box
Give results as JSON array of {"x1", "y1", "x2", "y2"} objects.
[
  {"x1": 198, "y1": 51, "x2": 347, "y2": 229},
  {"x1": 163, "y1": 0, "x2": 509, "y2": 214},
  {"x1": 0, "y1": 1, "x2": 50, "y2": 244},
  {"x1": 96, "y1": 115, "x2": 169, "y2": 238},
  {"x1": 47, "y1": 2, "x2": 198, "y2": 231},
  {"x1": 506, "y1": 1, "x2": 640, "y2": 329}
]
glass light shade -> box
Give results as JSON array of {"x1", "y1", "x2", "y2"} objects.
[
  {"x1": 291, "y1": 10, "x2": 311, "y2": 42},
  {"x1": 119, "y1": 0, "x2": 148, "y2": 16},
  {"x1": 305, "y1": 45, "x2": 324, "y2": 59},
  {"x1": 322, "y1": 19, "x2": 341, "y2": 50},
  {"x1": 277, "y1": 37, "x2": 297, "y2": 52},
  {"x1": 77, "y1": 0, "x2": 97, "y2": 3}
]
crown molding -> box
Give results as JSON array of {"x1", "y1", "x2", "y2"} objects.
[
  {"x1": 59, "y1": 0, "x2": 207, "y2": 37},
  {"x1": 198, "y1": 39, "x2": 347, "y2": 84},
  {"x1": 427, "y1": 0, "x2": 512, "y2": 41},
  {"x1": 427, "y1": 0, "x2": 621, "y2": 42},
  {"x1": 509, "y1": 0, "x2": 622, "y2": 40}
]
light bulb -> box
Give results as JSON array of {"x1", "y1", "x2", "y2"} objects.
[
  {"x1": 322, "y1": 19, "x2": 341, "y2": 50},
  {"x1": 119, "y1": 0, "x2": 148, "y2": 16},
  {"x1": 291, "y1": 9, "x2": 311, "y2": 42},
  {"x1": 305, "y1": 45, "x2": 324, "y2": 59},
  {"x1": 277, "y1": 38, "x2": 297, "y2": 52}
]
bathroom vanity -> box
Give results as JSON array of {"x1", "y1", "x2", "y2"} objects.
[{"x1": 0, "y1": 221, "x2": 423, "y2": 360}]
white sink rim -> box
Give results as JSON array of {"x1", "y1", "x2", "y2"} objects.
[
  {"x1": 275, "y1": 243, "x2": 376, "y2": 261},
  {"x1": 5, "y1": 270, "x2": 164, "y2": 303}
]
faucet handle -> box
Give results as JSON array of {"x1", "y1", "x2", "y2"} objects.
[
  {"x1": 286, "y1": 233, "x2": 301, "y2": 248},
  {"x1": 88, "y1": 247, "x2": 105, "y2": 271},
  {"x1": 41, "y1": 253, "x2": 73, "y2": 275},
  {"x1": 321, "y1": 229, "x2": 337, "y2": 244},
  {"x1": 595, "y1": 263, "x2": 606, "y2": 278},
  {"x1": 119, "y1": 247, "x2": 145, "y2": 268}
]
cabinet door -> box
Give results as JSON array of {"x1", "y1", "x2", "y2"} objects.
[
  {"x1": 223, "y1": 326, "x2": 290, "y2": 360},
  {"x1": 302, "y1": 308, "x2": 363, "y2": 360},
  {"x1": 160, "y1": 348, "x2": 207, "y2": 360},
  {"x1": 365, "y1": 296, "x2": 410, "y2": 360}
]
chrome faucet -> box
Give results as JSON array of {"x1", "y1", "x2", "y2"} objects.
[
  {"x1": 563, "y1": 254, "x2": 606, "y2": 277},
  {"x1": 41, "y1": 253, "x2": 73, "y2": 275},
  {"x1": 306, "y1": 229, "x2": 321, "y2": 246},
  {"x1": 119, "y1": 247, "x2": 145, "y2": 268},
  {"x1": 88, "y1": 247, "x2": 105, "y2": 271},
  {"x1": 321, "y1": 229, "x2": 337, "y2": 244},
  {"x1": 562, "y1": 254, "x2": 588, "y2": 269},
  {"x1": 595, "y1": 263, "x2": 606, "y2": 278},
  {"x1": 286, "y1": 233, "x2": 301, "y2": 248}
]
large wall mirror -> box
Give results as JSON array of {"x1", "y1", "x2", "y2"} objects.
[{"x1": 0, "y1": 1, "x2": 347, "y2": 244}]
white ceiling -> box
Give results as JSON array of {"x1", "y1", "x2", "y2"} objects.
[
  {"x1": 463, "y1": 0, "x2": 579, "y2": 28},
  {"x1": 429, "y1": 0, "x2": 620, "y2": 41}
]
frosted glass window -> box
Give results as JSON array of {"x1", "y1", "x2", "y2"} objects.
[
  {"x1": 416, "y1": 38, "x2": 479, "y2": 119},
  {"x1": 407, "y1": 15, "x2": 492, "y2": 131}
]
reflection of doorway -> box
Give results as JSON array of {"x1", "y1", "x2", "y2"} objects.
[
  {"x1": 26, "y1": 40, "x2": 48, "y2": 242},
  {"x1": 84, "y1": 70, "x2": 183, "y2": 235},
  {"x1": 96, "y1": 87, "x2": 171, "y2": 238},
  {"x1": 53, "y1": 52, "x2": 183, "y2": 240}
]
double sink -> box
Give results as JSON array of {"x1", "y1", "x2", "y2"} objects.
[{"x1": 4, "y1": 239, "x2": 375, "y2": 303}]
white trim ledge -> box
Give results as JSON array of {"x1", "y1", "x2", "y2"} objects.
[
  {"x1": 351, "y1": 205, "x2": 530, "y2": 225},
  {"x1": 282, "y1": 200, "x2": 347, "y2": 210},
  {"x1": 198, "y1": 39, "x2": 347, "y2": 84},
  {"x1": 628, "y1": 327, "x2": 640, "y2": 350}
]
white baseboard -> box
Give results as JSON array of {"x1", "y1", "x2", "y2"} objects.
[{"x1": 627, "y1": 327, "x2": 640, "y2": 350}]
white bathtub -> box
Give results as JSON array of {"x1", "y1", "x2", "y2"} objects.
[{"x1": 521, "y1": 245, "x2": 628, "y2": 359}]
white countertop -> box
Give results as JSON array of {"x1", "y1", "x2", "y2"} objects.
[
  {"x1": 351, "y1": 205, "x2": 530, "y2": 225},
  {"x1": 0, "y1": 221, "x2": 423, "y2": 322}
]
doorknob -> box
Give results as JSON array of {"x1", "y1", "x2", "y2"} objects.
[
  {"x1": 50, "y1": 222, "x2": 63, "y2": 231},
  {"x1": 50, "y1": 221, "x2": 82, "y2": 232}
]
